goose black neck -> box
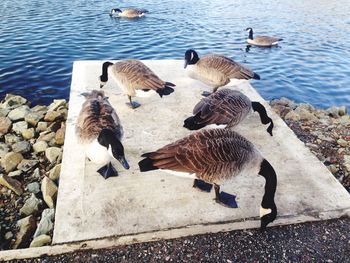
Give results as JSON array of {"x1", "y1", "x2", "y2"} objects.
[
  {"x1": 251, "y1": 101, "x2": 274, "y2": 136},
  {"x1": 259, "y1": 159, "x2": 277, "y2": 207},
  {"x1": 100, "y1": 62, "x2": 113, "y2": 82},
  {"x1": 248, "y1": 28, "x2": 253, "y2": 40}
]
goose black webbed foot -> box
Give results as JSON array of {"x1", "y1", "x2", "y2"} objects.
[
  {"x1": 97, "y1": 162, "x2": 119, "y2": 179},
  {"x1": 201, "y1": 91, "x2": 212, "y2": 97},
  {"x1": 127, "y1": 96, "x2": 141, "y2": 109},
  {"x1": 214, "y1": 184, "x2": 237, "y2": 208},
  {"x1": 193, "y1": 179, "x2": 213, "y2": 192}
]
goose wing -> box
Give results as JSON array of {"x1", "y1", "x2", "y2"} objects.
[
  {"x1": 142, "y1": 129, "x2": 255, "y2": 182},
  {"x1": 114, "y1": 60, "x2": 167, "y2": 91},
  {"x1": 199, "y1": 54, "x2": 258, "y2": 80},
  {"x1": 254, "y1": 36, "x2": 281, "y2": 45},
  {"x1": 76, "y1": 91, "x2": 123, "y2": 141},
  {"x1": 192, "y1": 89, "x2": 251, "y2": 126}
]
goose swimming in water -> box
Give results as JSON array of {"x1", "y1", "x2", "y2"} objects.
[
  {"x1": 99, "y1": 60, "x2": 175, "y2": 109},
  {"x1": 138, "y1": 128, "x2": 277, "y2": 229},
  {"x1": 246, "y1": 28, "x2": 283, "y2": 47},
  {"x1": 76, "y1": 90, "x2": 130, "y2": 179},
  {"x1": 184, "y1": 49, "x2": 260, "y2": 97},
  {"x1": 184, "y1": 88, "x2": 274, "y2": 136},
  {"x1": 110, "y1": 8, "x2": 148, "y2": 18}
]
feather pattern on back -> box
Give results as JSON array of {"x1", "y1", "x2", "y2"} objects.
[
  {"x1": 76, "y1": 90, "x2": 123, "y2": 143},
  {"x1": 191, "y1": 89, "x2": 252, "y2": 127},
  {"x1": 110, "y1": 60, "x2": 172, "y2": 96},
  {"x1": 141, "y1": 129, "x2": 262, "y2": 184}
]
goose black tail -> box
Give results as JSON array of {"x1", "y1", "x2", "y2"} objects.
[
  {"x1": 252, "y1": 102, "x2": 274, "y2": 136},
  {"x1": 156, "y1": 82, "x2": 175, "y2": 98},
  {"x1": 253, "y1": 72, "x2": 261, "y2": 80},
  {"x1": 278, "y1": 38, "x2": 283, "y2": 41},
  {"x1": 183, "y1": 114, "x2": 206, "y2": 130},
  {"x1": 139, "y1": 153, "x2": 158, "y2": 172}
]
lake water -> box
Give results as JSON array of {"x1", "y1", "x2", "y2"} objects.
[{"x1": 1, "y1": 0, "x2": 350, "y2": 108}]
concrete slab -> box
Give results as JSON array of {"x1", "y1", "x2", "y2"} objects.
[{"x1": 53, "y1": 60, "x2": 350, "y2": 244}]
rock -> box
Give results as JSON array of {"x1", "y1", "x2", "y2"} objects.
[
  {"x1": 36, "y1": 121, "x2": 48, "y2": 132},
  {"x1": 0, "y1": 174, "x2": 23, "y2": 195},
  {"x1": 37, "y1": 131, "x2": 55, "y2": 142},
  {"x1": 0, "y1": 108, "x2": 10, "y2": 117},
  {"x1": 0, "y1": 117, "x2": 12, "y2": 136},
  {"x1": 27, "y1": 182, "x2": 41, "y2": 194},
  {"x1": 1, "y1": 152, "x2": 23, "y2": 173},
  {"x1": 12, "y1": 141, "x2": 31, "y2": 154},
  {"x1": 48, "y1": 99, "x2": 66, "y2": 111},
  {"x1": 32, "y1": 168, "x2": 40, "y2": 179},
  {"x1": 31, "y1": 105, "x2": 47, "y2": 112},
  {"x1": 20, "y1": 193, "x2": 43, "y2": 216},
  {"x1": 22, "y1": 128, "x2": 35, "y2": 140},
  {"x1": 338, "y1": 106, "x2": 347, "y2": 116},
  {"x1": 4, "y1": 231, "x2": 13, "y2": 240},
  {"x1": 25, "y1": 112, "x2": 44, "y2": 127},
  {"x1": 328, "y1": 165, "x2": 338, "y2": 174},
  {"x1": 8, "y1": 170, "x2": 22, "y2": 178},
  {"x1": 12, "y1": 121, "x2": 28, "y2": 135},
  {"x1": 294, "y1": 107, "x2": 318, "y2": 122},
  {"x1": 48, "y1": 164, "x2": 61, "y2": 181},
  {"x1": 1, "y1": 94, "x2": 27, "y2": 110},
  {"x1": 30, "y1": 234, "x2": 51, "y2": 247},
  {"x1": 34, "y1": 208, "x2": 55, "y2": 238},
  {"x1": 44, "y1": 111, "x2": 61, "y2": 122},
  {"x1": 337, "y1": 139, "x2": 348, "y2": 147},
  {"x1": 4, "y1": 133, "x2": 21, "y2": 144},
  {"x1": 7, "y1": 105, "x2": 30, "y2": 121},
  {"x1": 17, "y1": 159, "x2": 39, "y2": 172},
  {"x1": 344, "y1": 156, "x2": 350, "y2": 173},
  {"x1": 33, "y1": 141, "x2": 48, "y2": 153},
  {"x1": 0, "y1": 142, "x2": 10, "y2": 158},
  {"x1": 41, "y1": 176, "x2": 58, "y2": 208},
  {"x1": 45, "y1": 147, "x2": 62, "y2": 164},
  {"x1": 55, "y1": 124, "x2": 66, "y2": 145},
  {"x1": 327, "y1": 106, "x2": 340, "y2": 118},
  {"x1": 284, "y1": 111, "x2": 300, "y2": 121},
  {"x1": 13, "y1": 215, "x2": 37, "y2": 249}
]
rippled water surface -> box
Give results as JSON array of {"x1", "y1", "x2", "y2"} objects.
[{"x1": 1, "y1": 0, "x2": 350, "y2": 107}]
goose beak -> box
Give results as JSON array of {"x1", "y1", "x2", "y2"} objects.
[
  {"x1": 118, "y1": 156, "x2": 130, "y2": 170},
  {"x1": 184, "y1": 60, "x2": 188, "y2": 69}
]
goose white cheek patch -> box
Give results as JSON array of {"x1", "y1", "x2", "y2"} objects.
[{"x1": 260, "y1": 206, "x2": 272, "y2": 217}]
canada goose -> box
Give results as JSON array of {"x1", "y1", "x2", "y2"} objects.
[
  {"x1": 138, "y1": 128, "x2": 277, "y2": 229},
  {"x1": 184, "y1": 89, "x2": 274, "y2": 136},
  {"x1": 99, "y1": 60, "x2": 175, "y2": 109},
  {"x1": 184, "y1": 49, "x2": 260, "y2": 97},
  {"x1": 246, "y1": 28, "x2": 283, "y2": 47},
  {"x1": 110, "y1": 8, "x2": 148, "y2": 18},
  {"x1": 76, "y1": 90, "x2": 130, "y2": 179}
]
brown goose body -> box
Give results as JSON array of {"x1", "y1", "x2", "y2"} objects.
[
  {"x1": 110, "y1": 8, "x2": 148, "y2": 18},
  {"x1": 139, "y1": 128, "x2": 278, "y2": 229},
  {"x1": 139, "y1": 128, "x2": 263, "y2": 184},
  {"x1": 76, "y1": 90, "x2": 123, "y2": 143},
  {"x1": 183, "y1": 89, "x2": 274, "y2": 135},
  {"x1": 99, "y1": 60, "x2": 175, "y2": 108},
  {"x1": 246, "y1": 28, "x2": 283, "y2": 47},
  {"x1": 184, "y1": 50, "x2": 260, "y2": 92}
]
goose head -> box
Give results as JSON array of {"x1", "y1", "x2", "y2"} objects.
[
  {"x1": 99, "y1": 61, "x2": 113, "y2": 88},
  {"x1": 258, "y1": 159, "x2": 277, "y2": 229},
  {"x1": 98, "y1": 129, "x2": 130, "y2": 169},
  {"x1": 245, "y1": 28, "x2": 254, "y2": 40},
  {"x1": 184, "y1": 49, "x2": 199, "y2": 68},
  {"x1": 110, "y1": 8, "x2": 122, "y2": 16}
]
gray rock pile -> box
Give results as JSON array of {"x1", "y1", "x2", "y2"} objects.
[
  {"x1": 270, "y1": 97, "x2": 350, "y2": 191},
  {"x1": 0, "y1": 94, "x2": 67, "y2": 250}
]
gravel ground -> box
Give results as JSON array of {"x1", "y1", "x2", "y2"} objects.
[{"x1": 5, "y1": 217, "x2": 350, "y2": 263}]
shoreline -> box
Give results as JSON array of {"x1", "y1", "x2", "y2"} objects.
[{"x1": 0, "y1": 94, "x2": 349, "y2": 252}]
